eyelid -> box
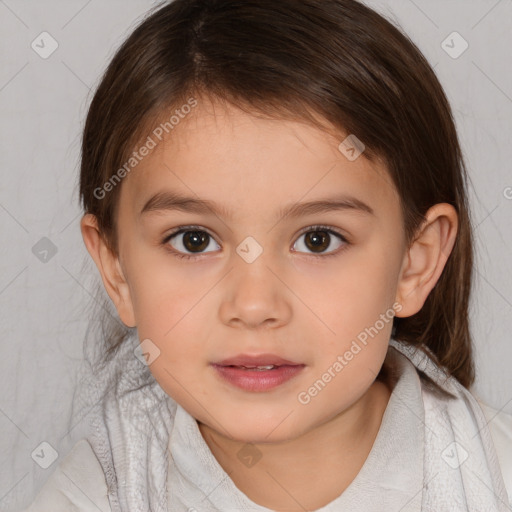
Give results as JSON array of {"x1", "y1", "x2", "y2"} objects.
[
  {"x1": 163, "y1": 224, "x2": 349, "y2": 241},
  {"x1": 162, "y1": 224, "x2": 217, "y2": 242},
  {"x1": 295, "y1": 224, "x2": 348, "y2": 239}
]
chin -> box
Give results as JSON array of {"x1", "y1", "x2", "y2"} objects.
[
  {"x1": 227, "y1": 427, "x2": 296, "y2": 445},
  {"x1": 214, "y1": 408, "x2": 308, "y2": 445}
]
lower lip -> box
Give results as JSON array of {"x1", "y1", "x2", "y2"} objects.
[{"x1": 211, "y1": 364, "x2": 305, "y2": 392}]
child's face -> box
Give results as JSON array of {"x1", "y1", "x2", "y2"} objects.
[{"x1": 104, "y1": 98, "x2": 409, "y2": 442}]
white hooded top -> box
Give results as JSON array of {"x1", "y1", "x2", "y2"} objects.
[{"x1": 21, "y1": 333, "x2": 512, "y2": 511}]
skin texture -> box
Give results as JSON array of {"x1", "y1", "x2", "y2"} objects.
[{"x1": 81, "y1": 97, "x2": 458, "y2": 511}]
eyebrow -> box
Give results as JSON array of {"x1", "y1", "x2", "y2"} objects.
[{"x1": 139, "y1": 190, "x2": 375, "y2": 220}]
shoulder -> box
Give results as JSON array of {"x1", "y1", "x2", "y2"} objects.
[
  {"x1": 20, "y1": 439, "x2": 111, "y2": 512},
  {"x1": 477, "y1": 399, "x2": 512, "y2": 505}
]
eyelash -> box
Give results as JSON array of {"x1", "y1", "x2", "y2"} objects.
[{"x1": 161, "y1": 224, "x2": 350, "y2": 261}]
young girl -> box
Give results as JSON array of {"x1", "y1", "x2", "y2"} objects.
[{"x1": 22, "y1": 0, "x2": 512, "y2": 511}]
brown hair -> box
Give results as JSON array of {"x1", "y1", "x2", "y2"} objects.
[{"x1": 79, "y1": 0, "x2": 475, "y2": 388}]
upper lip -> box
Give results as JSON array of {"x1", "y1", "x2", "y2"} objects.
[{"x1": 213, "y1": 354, "x2": 304, "y2": 367}]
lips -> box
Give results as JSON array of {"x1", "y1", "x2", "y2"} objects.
[
  {"x1": 214, "y1": 353, "x2": 302, "y2": 367},
  {"x1": 211, "y1": 353, "x2": 305, "y2": 392}
]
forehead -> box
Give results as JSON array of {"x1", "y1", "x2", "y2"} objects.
[{"x1": 121, "y1": 99, "x2": 398, "y2": 219}]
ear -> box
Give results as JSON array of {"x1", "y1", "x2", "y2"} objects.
[
  {"x1": 80, "y1": 213, "x2": 136, "y2": 327},
  {"x1": 395, "y1": 203, "x2": 458, "y2": 317}
]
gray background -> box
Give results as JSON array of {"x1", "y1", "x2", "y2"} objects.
[{"x1": 0, "y1": 0, "x2": 511, "y2": 510}]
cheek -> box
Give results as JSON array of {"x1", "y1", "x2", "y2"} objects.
[
  {"x1": 136, "y1": 290, "x2": 208, "y2": 351},
  {"x1": 130, "y1": 276, "x2": 218, "y2": 400},
  {"x1": 134, "y1": 290, "x2": 211, "y2": 405},
  {"x1": 127, "y1": 248, "x2": 215, "y2": 334},
  {"x1": 302, "y1": 251, "x2": 398, "y2": 343}
]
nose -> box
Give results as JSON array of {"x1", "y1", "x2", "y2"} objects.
[{"x1": 218, "y1": 253, "x2": 292, "y2": 330}]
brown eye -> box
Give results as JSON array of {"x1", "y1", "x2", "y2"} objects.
[
  {"x1": 182, "y1": 231, "x2": 210, "y2": 252},
  {"x1": 293, "y1": 227, "x2": 347, "y2": 256},
  {"x1": 304, "y1": 230, "x2": 330, "y2": 253},
  {"x1": 165, "y1": 228, "x2": 220, "y2": 257}
]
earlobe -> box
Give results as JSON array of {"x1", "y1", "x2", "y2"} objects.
[
  {"x1": 395, "y1": 203, "x2": 458, "y2": 317},
  {"x1": 80, "y1": 214, "x2": 136, "y2": 327}
]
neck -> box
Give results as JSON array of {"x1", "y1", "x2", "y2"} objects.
[{"x1": 198, "y1": 377, "x2": 392, "y2": 511}]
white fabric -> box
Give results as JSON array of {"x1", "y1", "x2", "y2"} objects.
[
  {"x1": 478, "y1": 400, "x2": 512, "y2": 497},
  {"x1": 19, "y1": 332, "x2": 512, "y2": 511},
  {"x1": 21, "y1": 439, "x2": 110, "y2": 512}
]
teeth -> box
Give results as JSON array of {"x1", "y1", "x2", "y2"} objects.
[{"x1": 240, "y1": 365, "x2": 276, "y2": 370}]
